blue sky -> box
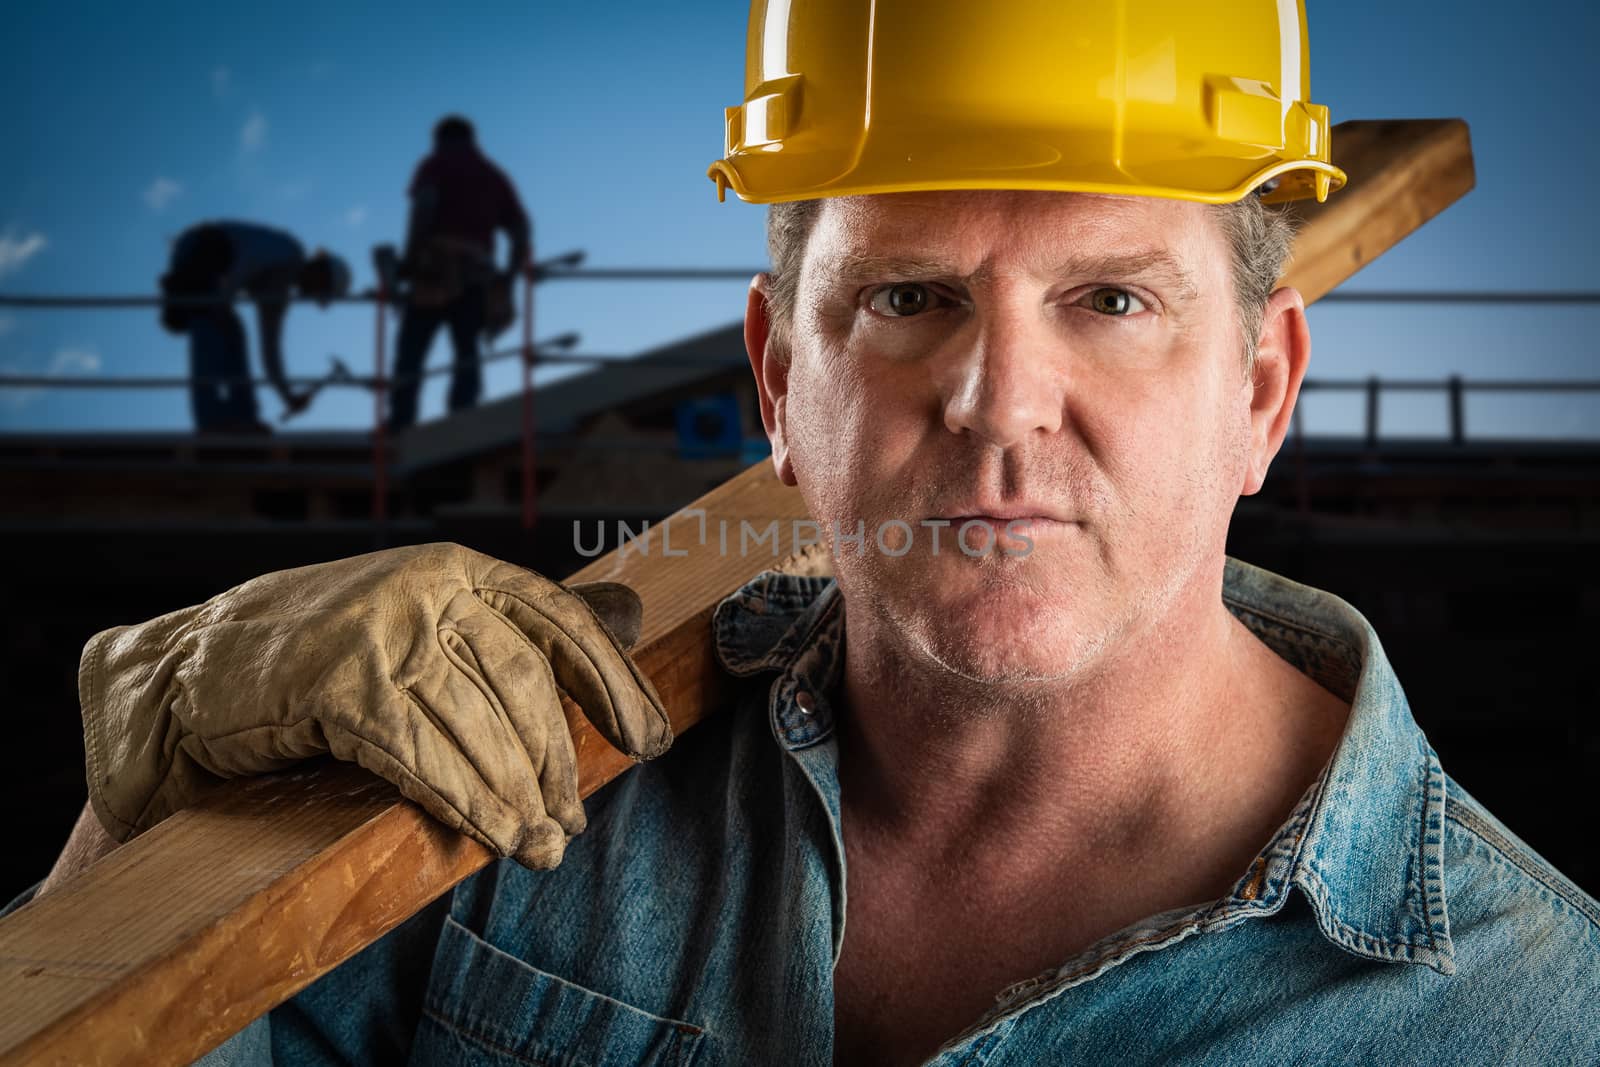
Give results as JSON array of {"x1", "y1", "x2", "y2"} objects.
[{"x1": 1, "y1": 1, "x2": 1596, "y2": 437}]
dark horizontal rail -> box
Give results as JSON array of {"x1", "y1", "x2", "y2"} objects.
[
  {"x1": 0, "y1": 270, "x2": 764, "y2": 309},
  {"x1": 5, "y1": 372, "x2": 1594, "y2": 394},
  {"x1": 0, "y1": 347, "x2": 636, "y2": 391},
  {"x1": 1316, "y1": 291, "x2": 1600, "y2": 304},
  {"x1": 4, "y1": 288, "x2": 1598, "y2": 309},
  {"x1": 0, "y1": 293, "x2": 379, "y2": 309},
  {"x1": 537, "y1": 268, "x2": 763, "y2": 281},
  {"x1": 1295, "y1": 375, "x2": 1600, "y2": 449},
  {"x1": 1301, "y1": 379, "x2": 1600, "y2": 392}
]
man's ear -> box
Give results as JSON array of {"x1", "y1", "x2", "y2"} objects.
[
  {"x1": 1241, "y1": 286, "x2": 1311, "y2": 496},
  {"x1": 745, "y1": 275, "x2": 797, "y2": 486}
]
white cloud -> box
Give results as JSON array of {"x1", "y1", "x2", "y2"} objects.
[
  {"x1": 49, "y1": 347, "x2": 101, "y2": 376},
  {"x1": 240, "y1": 111, "x2": 268, "y2": 152},
  {"x1": 345, "y1": 205, "x2": 368, "y2": 228},
  {"x1": 143, "y1": 177, "x2": 184, "y2": 212},
  {"x1": 0, "y1": 229, "x2": 47, "y2": 279},
  {"x1": 212, "y1": 65, "x2": 231, "y2": 98}
]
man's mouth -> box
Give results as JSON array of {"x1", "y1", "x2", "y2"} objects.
[
  {"x1": 933, "y1": 503, "x2": 1077, "y2": 527},
  {"x1": 941, "y1": 514, "x2": 1075, "y2": 539}
]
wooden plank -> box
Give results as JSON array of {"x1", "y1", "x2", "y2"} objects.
[
  {"x1": 0, "y1": 765, "x2": 480, "y2": 1067},
  {"x1": 0, "y1": 463, "x2": 821, "y2": 1067},
  {"x1": 1279, "y1": 119, "x2": 1475, "y2": 302},
  {"x1": 0, "y1": 118, "x2": 1473, "y2": 1067}
]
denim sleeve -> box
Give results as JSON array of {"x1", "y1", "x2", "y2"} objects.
[{"x1": 190, "y1": 1017, "x2": 271, "y2": 1067}]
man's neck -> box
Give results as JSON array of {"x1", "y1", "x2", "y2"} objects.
[
  {"x1": 833, "y1": 570, "x2": 1349, "y2": 897},
  {"x1": 828, "y1": 567, "x2": 1353, "y2": 1067}
]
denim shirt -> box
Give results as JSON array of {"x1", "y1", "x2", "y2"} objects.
[{"x1": 7, "y1": 557, "x2": 1598, "y2": 1065}]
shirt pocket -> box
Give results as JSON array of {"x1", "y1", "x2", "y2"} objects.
[{"x1": 411, "y1": 913, "x2": 707, "y2": 1067}]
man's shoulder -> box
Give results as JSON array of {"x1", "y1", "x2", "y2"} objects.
[
  {"x1": 1437, "y1": 773, "x2": 1599, "y2": 996},
  {"x1": 1422, "y1": 775, "x2": 1600, "y2": 1059},
  {"x1": 586, "y1": 672, "x2": 777, "y2": 822},
  {"x1": 408, "y1": 153, "x2": 439, "y2": 189},
  {"x1": 212, "y1": 221, "x2": 304, "y2": 278},
  {"x1": 1441, "y1": 772, "x2": 1600, "y2": 940}
]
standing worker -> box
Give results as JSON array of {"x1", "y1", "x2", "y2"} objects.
[
  {"x1": 388, "y1": 115, "x2": 532, "y2": 433},
  {"x1": 159, "y1": 221, "x2": 351, "y2": 433}
]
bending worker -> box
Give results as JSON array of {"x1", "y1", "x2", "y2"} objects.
[
  {"x1": 19, "y1": 2, "x2": 1600, "y2": 1064},
  {"x1": 160, "y1": 220, "x2": 350, "y2": 432},
  {"x1": 387, "y1": 114, "x2": 531, "y2": 432}
]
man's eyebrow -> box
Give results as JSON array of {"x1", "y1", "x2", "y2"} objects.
[
  {"x1": 822, "y1": 247, "x2": 1200, "y2": 301},
  {"x1": 824, "y1": 251, "x2": 960, "y2": 285},
  {"x1": 1047, "y1": 249, "x2": 1200, "y2": 301}
]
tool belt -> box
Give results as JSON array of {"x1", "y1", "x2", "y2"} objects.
[{"x1": 405, "y1": 237, "x2": 494, "y2": 309}]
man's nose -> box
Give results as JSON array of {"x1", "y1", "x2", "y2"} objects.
[{"x1": 938, "y1": 308, "x2": 1066, "y2": 448}]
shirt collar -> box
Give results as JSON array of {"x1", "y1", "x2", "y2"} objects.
[
  {"x1": 711, "y1": 556, "x2": 1456, "y2": 976},
  {"x1": 713, "y1": 570, "x2": 843, "y2": 749},
  {"x1": 1219, "y1": 557, "x2": 1456, "y2": 975}
]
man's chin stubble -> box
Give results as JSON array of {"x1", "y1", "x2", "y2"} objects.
[{"x1": 853, "y1": 590, "x2": 1133, "y2": 729}]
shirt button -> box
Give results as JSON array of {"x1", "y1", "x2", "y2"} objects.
[{"x1": 795, "y1": 690, "x2": 815, "y2": 716}]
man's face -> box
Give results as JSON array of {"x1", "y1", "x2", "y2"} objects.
[{"x1": 755, "y1": 190, "x2": 1288, "y2": 686}]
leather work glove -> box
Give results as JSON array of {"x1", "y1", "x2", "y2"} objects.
[{"x1": 79, "y1": 542, "x2": 672, "y2": 869}]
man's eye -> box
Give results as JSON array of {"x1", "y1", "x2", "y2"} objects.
[
  {"x1": 1084, "y1": 288, "x2": 1147, "y2": 316},
  {"x1": 868, "y1": 283, "x2": 937, "y2": 317}
]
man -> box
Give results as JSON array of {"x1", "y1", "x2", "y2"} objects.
[
  {"x1": 13, "y1": 2, "x2": 1597, "y2": 1064},
  {"x1": 388, "y1": 115, "x2": 532, "y2": 432},
  {"x1": 160, "y1": 220, "x2": 350, "y2": 432}
]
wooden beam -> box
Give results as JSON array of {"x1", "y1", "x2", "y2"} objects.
[
  {"x1": 0, "y1": 118, "x2": 1474, "y2": 1067},
  {"x1": 1282, "y1": 119, "x2": 1475, "y2": 302},
  {"x1": 0, "y1": 462, "x2": 822, "y2": 1067}
]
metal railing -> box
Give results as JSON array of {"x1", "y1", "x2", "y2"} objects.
[
  {"x1": 5, "y1": 287, "x2": 1599, "y2": 310},
  {"x1": 3, "y1": 281, "x2": 1598, "y2": 525},
  {"x1": 1299, "y1": 377, "x2": 1600, "y2": 449},
  {"x1": 0, "y1": 252, "x2": 767, "y2": 530}
]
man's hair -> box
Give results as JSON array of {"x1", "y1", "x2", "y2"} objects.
[
  {"x1": 1209, "y1": 194, "x2": 1297, "y2": 377},
  {"x1": 433, "y1": 115, "x2": 477, "y2": 146},
  {"x1": 763, "y1": 195, "x2": 1295, "y2": 378}
]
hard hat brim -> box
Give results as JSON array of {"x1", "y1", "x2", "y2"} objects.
[{"x1": 709, "y1": 156, "x2": 1346, "y2": 207}]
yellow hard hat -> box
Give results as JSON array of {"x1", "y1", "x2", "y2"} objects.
[{"x1": 709, "y1": 0, "x2": 1345, "y2": 206}]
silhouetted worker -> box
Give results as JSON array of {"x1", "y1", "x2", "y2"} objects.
[
  {"x1": 389, "y1": 115, "x2": 531, "y2": 432},
  {"x1": 159, "y1": 221, "x2": 351, "y2": 433}
]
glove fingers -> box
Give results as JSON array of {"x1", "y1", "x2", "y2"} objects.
[
  {"x1": 568, "y1": 581, "x2": 644, "y2": 650},
  {"x1": 369, "y1": 624, "x2": 556, "y2": 861},
  {"x1": 473, "y1": 569, "x2": 672, "y2": 761},
  {"x1": 447, "y1": 606, "x2": 587, "y2": 841},
  {"x1": 332, "y1": 724, "x2": 567, "y2": 868}
]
